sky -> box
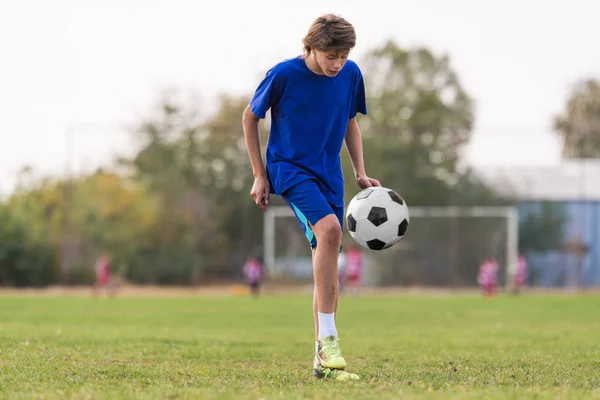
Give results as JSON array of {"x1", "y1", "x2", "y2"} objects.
[{"x1": 1, "y1": 0, "x2": 600, "y2": 196}]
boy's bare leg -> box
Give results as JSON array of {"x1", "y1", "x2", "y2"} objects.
[
  {"x1": 310, "y1": 214, "x2": 347, "y2": 371},
  {"x1": 311, "y1": 216, "x2": 356, "y2": 378},
  {"x1": 312, "y1": 214, "x2": 342, "y2": 316},
  {"x1": 313, "y1": 281, "x2": 318, "y2": 340},
  {"x1": 313, "y1": 247, "x2": 339, "y2": 341}
]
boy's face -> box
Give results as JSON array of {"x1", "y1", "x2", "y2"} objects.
[{"x1": 313, "y1": 49, "x2": 350, "y2": 77}]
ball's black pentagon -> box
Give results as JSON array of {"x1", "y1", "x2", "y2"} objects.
[
  {"x1": 367, "y1": 239, "x2": 386, "y2": 251},
  {"x1": 356, "y1": 188, "x2": 374, "y2": 200},
  {"x1": 367, "y1": 206, "x2": 387, "y2": 227},
  {"x1": 388, "y1": 190, "x2": 404, "y2": 205},
  {"x1": 398, "y1": 219, "x2": 409, "y2": 236},
  {"x1": 347, "y1": 214, "x2": 357, "y2": 233}
]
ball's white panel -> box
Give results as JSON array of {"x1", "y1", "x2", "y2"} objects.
[
  {"x1": 355, "y1": 187, "x2": 375, "y2": 200},
  {"x1": 364, "y1": 187, "x2": 392, "y2": 208},
  {"x1": 383, "y1": 235, "x2": 403, "y2": 249},
  {"x1": 346, "y1": 197, "x2": 372, "y2": 221},
  {"x1": 386, "y1": 201, "x2": 410, "y2": 225},
  {"x1": 348, "y1": 233, "x2": 368, "y2": 250},
  {"x1": 373, "y1": 220, "x2": 399, "y2": 243},
  {"x1": 354, "y1": 219, "x2": 380, "y2": 241}
]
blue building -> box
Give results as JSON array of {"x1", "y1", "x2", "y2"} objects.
[
  {"x1": 477, "y1": 161, "x2": 600, "y2": 288},
  {"x1": 519, "y1": 200, "x2": 600, "y2": 287}
]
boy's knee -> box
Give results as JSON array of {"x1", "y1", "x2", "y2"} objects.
[{"x1": 313, "y1": 215, "x2": 342, "y2": 246}]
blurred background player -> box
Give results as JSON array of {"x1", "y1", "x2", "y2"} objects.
[
  {"x1": 477, "y1": 257, "x2": 499, "y2": 297},
  {"x1": 92, "y1": 252, "x2": 116, "y2": 297},
  {"x1": 243, "y1": 255, "x2": 264, "y2": 297},
  {"x1": 345, "y1": 244, "x2": 364, "y2": 295},
  {"x1": 514, "y1": 253, "x2": 528, "y2": 294}
]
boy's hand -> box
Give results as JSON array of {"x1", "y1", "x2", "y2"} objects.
[
  {"x1": 356, "y1": 175, "x2": 381, "y2": 189},
  {"x1": 250, "y1": 175, "x2": 271, "y2": 211}
]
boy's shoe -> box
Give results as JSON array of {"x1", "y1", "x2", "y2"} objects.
[
  {"x1": 313, "y1": 357, "x2": 359, "y2": 381},
  {"x1": 316, "y1": 336, "x2": 347, "y2": 370}
]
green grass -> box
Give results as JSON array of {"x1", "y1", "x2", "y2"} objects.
[{"x1": 1, "y1": 292, "x2": 600, "y2": 399}]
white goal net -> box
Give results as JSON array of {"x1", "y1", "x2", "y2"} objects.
[{"x1": 264, "y1": 206, "x2": 519, "y2": 289}]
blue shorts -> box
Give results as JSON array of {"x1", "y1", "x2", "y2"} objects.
[{"x1": 281, "y1": 179, "x2": 344, "y2": 248}]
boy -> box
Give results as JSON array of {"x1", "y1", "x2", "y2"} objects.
[
  {"x1": 242, "y1": 13, "x2": 380, "y2": 381},
  {"x1": 477, "y1": 257, "x2": 499, "y2": 297},
  {"x1": 92, "y1": 252, "x2": 116, "y2": 297},
  {"x1": 345, "y1": 244, "x2": 364, "y2": 295},
  {"x1": 243, "y1": 256, "x2": 264, "y2": 297},
  {"x1": 514, "y1": 254, "x2": 528, "y2": 294}
]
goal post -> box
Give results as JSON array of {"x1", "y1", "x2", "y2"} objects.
[{"x1": 264, "y1": 206, "x2": 519, "y2": 289}]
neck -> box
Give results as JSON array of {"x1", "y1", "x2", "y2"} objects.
[{"x1": 304, "y1": 53, "x2": 324, "y2": 75}]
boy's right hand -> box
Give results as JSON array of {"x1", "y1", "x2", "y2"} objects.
[{"x1": 250, "y1": 175, "x2": 271, "y2": 211}]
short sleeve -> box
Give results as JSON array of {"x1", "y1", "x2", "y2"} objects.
[
  {"x1": 349, "y1": 66, "x2": 367, "y2": 119},
  {"x1": 250, "y1": 66, "x2": 285, "y2": 119}
]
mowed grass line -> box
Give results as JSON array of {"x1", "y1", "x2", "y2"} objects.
[{"x1": 1, "y1": 293, "x2": 599, "y2": 399}]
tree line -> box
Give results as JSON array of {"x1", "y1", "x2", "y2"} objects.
[{"x1": 0, "y1": 40, "x2": 597, "y2": 287}]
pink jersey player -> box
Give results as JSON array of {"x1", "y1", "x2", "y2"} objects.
[
  {"x1": 515, "y1": 254, "x2": 528, "y2": 289},
  {"x1": 92, "y1": 252, "x2": 116, "y2": 297},
  {"x1": 95, "y1": 253, "x2": 111, "y2": 286},
  {"x1": 345, "y1": 246, "x2": 364, "y2": 293},
  {"x1": 243, "y1": 257, "x2": 263, "y2": 297},
  {"x1": 477, "y1": 258, "x2": 498, "y2": 297}
]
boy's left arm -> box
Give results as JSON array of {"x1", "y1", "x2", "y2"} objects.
[{"x1": 344, "y1": 118, "x2": 381, "y2": 189}]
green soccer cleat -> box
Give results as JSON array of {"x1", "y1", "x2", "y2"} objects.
[
  {"x1": 316, "y1": 336, "x2": 347, "y2": 370},
  {"x1": 313, "y1": 357, "x2": 359, "y2": 381}
]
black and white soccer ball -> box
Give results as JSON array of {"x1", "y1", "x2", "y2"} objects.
[{"x1": 346, "y1": 187, "x2": 409, "y2": 251}]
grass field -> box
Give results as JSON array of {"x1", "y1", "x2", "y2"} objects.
[{"x1": 1, "y1": 290, "x2": 599, "y2": 399}]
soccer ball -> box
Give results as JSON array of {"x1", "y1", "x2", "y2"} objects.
[{"x1": 346, "y1": 187, "x2": 409, "y2": 251}]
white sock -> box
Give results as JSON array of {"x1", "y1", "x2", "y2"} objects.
[{"x1": 317, "y1": 312, "x2": 338, "y2": 339}]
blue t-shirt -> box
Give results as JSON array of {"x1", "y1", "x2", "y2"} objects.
[{"x1": 250, "y1": 56, "x2": 367, "y2": 207}]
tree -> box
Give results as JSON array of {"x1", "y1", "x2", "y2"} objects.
[
  {"x1": 554, "y1": 79, "x2": 600, "y2": 158},
  {"x1": 0, "y1": 201, "x2": 59, "y2": 287},
  {"x1": 519, "y1": 201, "x2": 567, "y2": 253},
  {"x1": 199, "y1": 94, "x2": 266, "y2": 274},
  {"x1": 518, "y1": 201, "x2": 568, "y2": 287},
  {"x1": 67, "y1": 171, "x2": 159, "y2": 283},
  {"x1": 343, "y1": 40, "x2": 494, "y2": 207},
  {"x1": 553, "y1": 79, "x2": 600, "y2": 289},
  {"x1": 342, "y1": 40, "x2": 501, "y2": 287},
  {"x1": 122, "y1": 91, "x2": 223, "y2": 284},
  {"x1": 1, "y1": 168, "x2": 159, "y2": 285},
  {"x1": 121, "y1": 90, "x2": 271, "y2": 281}
]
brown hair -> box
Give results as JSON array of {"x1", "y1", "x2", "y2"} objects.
[{"x1": 302, "y1": 14, "x2": 356, "y2": 57}]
